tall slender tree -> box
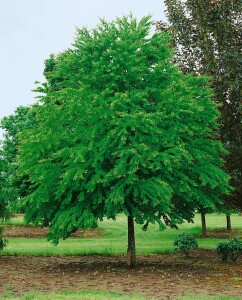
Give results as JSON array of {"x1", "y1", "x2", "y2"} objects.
[
  {"x1": 163, "y1": 0, "x2": 242, "y2": 213},
  {"x1": 17, "y1": 15, "x2": 230, "y2": 266}
]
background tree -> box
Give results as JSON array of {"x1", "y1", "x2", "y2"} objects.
[
  {"x1": 0, "y1": 106, "x2": 35, "y2": 215},
  {"x1": 163, "y1": 0, "x2": 242, "y2": 216},
  {"x1": 0, "y1": 150, "x2": 11, "y2": 221},
  {"x1": 17, "y1": 15, "x2": 230, "y2": 267}
]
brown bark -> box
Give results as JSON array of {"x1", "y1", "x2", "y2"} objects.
[
  {"x1": 127, "y1": 216, "x2": 136, "y2": 267},
  {"x1": 201, "y1": 211, "x2": 207, "y2": 238},
  {"x1": 226, "y1": 214, "x2": 232, "y2": 231}
]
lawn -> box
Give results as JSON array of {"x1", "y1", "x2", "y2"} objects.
[
  {"x1": 1, "y1": 290, "x2": 148, "y2": 300},
  {"x1": 1, "y1": 213, "x2": 242, "y2": 256},
  {"x1": 2, "y1": 290, "x2": 242, "y2": 300}
]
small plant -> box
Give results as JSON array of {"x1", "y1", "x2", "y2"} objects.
[
  {"x1": 173, "y1": 233, "x2": 198, "y2": 257},
  {"x1": 0, "y1": 227, "x2": 8, "y2": 251},
  {"x1": 216, "y1": 237, "x2": 242, "y2": 262}
]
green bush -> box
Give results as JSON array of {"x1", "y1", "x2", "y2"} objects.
[
  {"x1": 0, "y1": 227, "x2": 7, "y2": 251},
  {"x1": 173, "y1": 233, "x2": 198, "y2": 257},
  {"x1": 216, "y1": 238, "x2": 242, "y2": 262}
]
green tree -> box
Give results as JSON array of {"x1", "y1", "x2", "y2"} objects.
[
  {"x1": 0, "y1": 146, "x2": 11, "y2": 220},
  {"x1": 17, "y1": 15, "x2": 229, "y2": 267},
  {"x1": 0, "y1": 106, "x2": 35, "y2": 215},
  {"x1": 163, "y1": 0, "x2": 242, "y2": 213}
]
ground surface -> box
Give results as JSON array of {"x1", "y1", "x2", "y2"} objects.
[
  {"x1": 2, "y1": 225, "x2": 103, "y2": 238},
  {"x1": 1, "y1": 226, "x2": 242, "y2": 299}
]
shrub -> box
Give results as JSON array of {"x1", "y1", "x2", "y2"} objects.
[
  {"x1": 0, "y1": 227, "x2": 7, "y2": 251},
  {"x1": 216, "y1": 238, "x2": 242, "y2": 262},
  {"x1": 173, "y1": 233, "x2": 198, "y2": 257}
]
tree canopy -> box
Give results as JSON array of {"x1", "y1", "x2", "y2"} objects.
[
  {"x1": 16, "y1": 15, "x2": 230, "y2": 266},
  {"x1": 0, "y1": 106, "x2": 35, "y2": 219}
]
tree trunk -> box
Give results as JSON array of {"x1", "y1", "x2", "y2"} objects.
[
  {"x1": 201, "y1": 211, "x2": 207, "y2": 238},
  {"x1": 226, "y1": 214, "x2": 232, "y2": 231},
  {"x1": 127, "y1": 216, "x2": 136, "y2": 267}
]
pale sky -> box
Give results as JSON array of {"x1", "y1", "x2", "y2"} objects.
[{"x1": 0, "y1": 0, "x2": 166, "y2": 131}]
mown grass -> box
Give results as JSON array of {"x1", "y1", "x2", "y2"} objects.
[
  {"x1": 1, "y1": 290, "x2": 241, "y2": 300},
  {"x1": 1, "y1": 213, "x2": 241, "y2": 256},
  {"x1": 1, "y1": 290, "x2": 148, "y2": 300},
  {"x1": 1, "y1": 216, "x2": 25, "y2": 226}
]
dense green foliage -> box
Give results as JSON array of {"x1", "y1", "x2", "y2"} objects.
[
  {"x1": 0, "y1": 140, "x2": 11, "y2": 220},
  {"x1": 216, "y1": 237, "x2": 242, "y2": 262},
  {"x1": 163, "y1": 0, "x2": 242, "y2": 210},
  {"x1": 0, "y1": 106, "x2": 35, "y2": 217},
  {"x1": 173, "y1": 233, "x2": 198, "y2": 257},
  {"x1": 16, "y1": 16, "x2": 229, "y2": 255}
]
